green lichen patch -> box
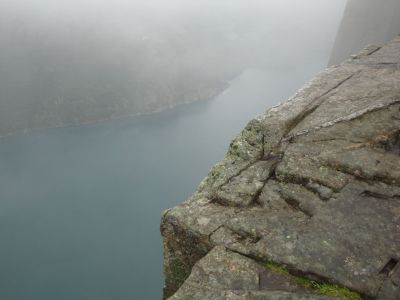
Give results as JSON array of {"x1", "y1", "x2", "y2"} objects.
[
  {"x1": 264, "y1": 262, "x2": 361, "y2": 300},
  {"x1": 295, "y1": 276, "x2": 361, "y2": 300},
  {"x1": 264, "y1": 261, "x2": 290, "y2": 275}
]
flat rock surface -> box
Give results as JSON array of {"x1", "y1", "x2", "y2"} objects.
[{"x1": 161, "y1": 37, "x2": 400, "y2": 300}]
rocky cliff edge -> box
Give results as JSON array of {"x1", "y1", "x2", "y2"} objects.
[{"x1": 161, "y1": 37, "x2": 400, "y2": 300}]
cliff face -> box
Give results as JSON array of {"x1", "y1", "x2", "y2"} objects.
[
  {"x1": 329, "y1": 0, "x2": 400, "y2": 65},
  {"x1": 161, "y1": 37, "x2": 400, "y2": 300}
]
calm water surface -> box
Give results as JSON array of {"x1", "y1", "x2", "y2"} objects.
[{"x1": 0, "y1": 65, "x2": 324, "y2": 299}]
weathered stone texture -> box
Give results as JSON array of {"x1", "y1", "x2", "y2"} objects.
[
  {"x1": 169, "y1": 246, "x2": 339, "y2": 300},
  {"x1": 161, "y1": 37, "x2": 400, "y2": 299}
]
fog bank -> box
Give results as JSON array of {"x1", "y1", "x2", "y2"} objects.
[{"x1": 0, "y1": 0, "x2": 346, "y2": 135}]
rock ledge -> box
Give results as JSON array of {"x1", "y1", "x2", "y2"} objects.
[{"x1": 161, "y1": 37, "x2": 400, "y2": 300}]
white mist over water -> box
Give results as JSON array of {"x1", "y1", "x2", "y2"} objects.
[{"x1": 0, "y1": 0, "x2": 347, "y2": 134}]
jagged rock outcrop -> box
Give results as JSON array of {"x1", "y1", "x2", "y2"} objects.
[{"x1": 161, "y1": 37, "x2": 400, "y2": 300}]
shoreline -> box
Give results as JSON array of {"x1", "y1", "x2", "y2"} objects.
[{"x1": 0, "y1": 82, "x2": 233, "y2": 140}]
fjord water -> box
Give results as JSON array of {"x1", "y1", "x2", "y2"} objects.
[{"x1": 0, "y1": 66, "x2": 326, "y2": 300}]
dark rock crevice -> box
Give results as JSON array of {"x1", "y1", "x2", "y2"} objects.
[
  {"x1": 380, "y1": 259, "x2": 399, "y2": 277},
  {"x1": 278, "y1": 192, "x2": 314, "y2": 218},
  {"x1": 360, "y1": 190, "x2": 400, "y2": 201},
  {"x1": 285, "y1": 100, "x2": 400, "y2": 143}
]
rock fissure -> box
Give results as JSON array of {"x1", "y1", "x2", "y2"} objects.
[
  {"x1": 322, "y1": 158, "x2": 400, "y2": 188},
  {"x1": 284, "y1": 104, "x2": 322, "y2": 138},
  {"x1": 360, "y1": 190, "x2": 400, "y2": 201},
  {"x1": 285, "y1": 100, "x2": 400, "y2": 142},
  {"x1": 250, "y1": 181, "x2": 269, "y2": 208},
  {"x1": 207, "y1": 224, "x2": 225, "y2": 243},
  {"x1": 284, "y1": 71, "x2": 359, "y2": 138},
  {"x1": 278, "y1": 191, "x2": 314, "y2": 218},
  {"x1": 216, "y1": 160, "x2": 259, "y2": 189},
  {"x1": 365, "y1": 46, "x2": 382, "y2": 57},
  {"x1": 379, "y1": 259, "x2": 399, "y2": 277},
  {"x1": 271, "y1": 174, "x2": 332, "y2": 203}
]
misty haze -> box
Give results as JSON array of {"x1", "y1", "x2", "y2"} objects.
[
  {"x1": 2, "y1": 0, "x2": 394, "y2": 299},
  {"x1": 0, "y1": 0, "x2": 346, "y2": 136}
]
